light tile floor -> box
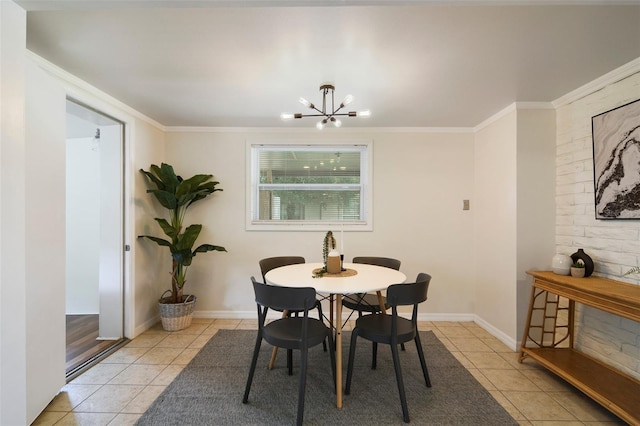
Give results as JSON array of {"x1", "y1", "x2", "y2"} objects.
[{"x1": 33, "y1": 319, "x2": 625, "y2": 425}]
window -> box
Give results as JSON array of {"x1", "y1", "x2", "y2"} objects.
[{"x1": 247, "y1": 141, "x2": 372, "y2": 231}]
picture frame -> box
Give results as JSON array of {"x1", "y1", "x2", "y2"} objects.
[{"x1": 591, "y1": 98, "x2": 640, "y2": 219}]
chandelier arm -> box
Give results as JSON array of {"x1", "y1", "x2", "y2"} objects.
[
  {"x1": 296, "y1": 112, "x2": 356, "y2": 118},
  {"x1": 308, "y1": 105, "x2": 326, "y2": 115},
  {"x1": 329, "y1": 103, "x2": 346, "y2": 117},
  {"x1": 297, "y1": 113, "x2": 332, "y2": 118}
]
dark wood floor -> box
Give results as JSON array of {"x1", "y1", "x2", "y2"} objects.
[{"x1": 66, "y1": 314, "x2": 123, "y2": 376}]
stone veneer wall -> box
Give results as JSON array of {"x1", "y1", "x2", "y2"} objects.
[{"x1": 555, "y1": 70, "x2": 640, "y2": 379}]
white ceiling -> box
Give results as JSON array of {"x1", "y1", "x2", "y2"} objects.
[{"x1": 19, "y1": 1, "x2": 640, "y2": 128}]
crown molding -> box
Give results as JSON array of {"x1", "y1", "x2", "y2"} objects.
[
  {"x1": 552, "y1": 57, "x2": 640, "y2": 108},
  {"x1": 474, "y1": 101, "x2": 554, "y2": 132},
  {"x1": 165, "y1": 126, "x2": 474, "y2": 133}
]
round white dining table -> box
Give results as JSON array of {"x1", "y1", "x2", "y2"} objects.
[{"x1": 264, "y1": 262, "x2": 407, "y2": 409}]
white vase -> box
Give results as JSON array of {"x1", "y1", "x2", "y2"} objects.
[{"x1": 551, "y1": 254, "x2": 572, "y2": 275}]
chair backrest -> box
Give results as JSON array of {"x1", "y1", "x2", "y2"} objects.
[
  {"x1": 251, "y1": 276, "x2": 317, "y2": 313},
  {"x1": 259, "y1": 256, "x2": 306, "y2": 282},
  {"x1": 352, "y1": 256, "x2": 401, "y2": 271},
  {"x1": 386, "y1": 273, "x2": 432, "y2": 308}
]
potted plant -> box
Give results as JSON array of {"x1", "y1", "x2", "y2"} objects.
[
  {"x1": 570, "y1": 259, "x2": 585, "y2": 278},
  {"x1": 139, "y1": 163, "x2": 226, "y2": 331}
]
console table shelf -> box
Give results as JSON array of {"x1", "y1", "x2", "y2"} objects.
[{"x1": 520, "y1": 271, "x2": 640, "y2": 424}]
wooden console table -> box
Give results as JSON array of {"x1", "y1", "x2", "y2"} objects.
[{"x1": 520, "y1": 271, "x2": 640, "y2": 424}]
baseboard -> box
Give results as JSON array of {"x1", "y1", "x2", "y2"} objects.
[
  {"x1": 192, "y1": 309, "x2": 517, "y2": 350},
  {"x1": 133, "y1": 315, "x2": 161, "y2": 338},
  {"x1": 473, "y1": 315, "x2": 518, "y2": 351}
]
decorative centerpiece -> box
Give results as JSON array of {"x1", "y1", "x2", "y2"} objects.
[
  {"x1": 313, "y1": 231, "x2": 353, "y2": 278},
  {"x1": 322, "y1": 231, "x2": 337, "y2": 270}
]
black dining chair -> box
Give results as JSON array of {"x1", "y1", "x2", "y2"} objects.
[
  {"x1": 259, "y1": 256, "x2": 325, "y2": 322},
  {"x1": 260, "y1": 256, "x2": 326, "y2": 371},
  {"x1": 345, "y1": 273, "x2": 433, "y2": 423},
  {"x1": 243, "y1": 277, "x2": 336, "y2": 426},
  {"x1": 342, "y1": 256, "x2": 402, "y2": 316},
  {"x1": 342, "y1": 256, "x2": 405, "y2": 354}
]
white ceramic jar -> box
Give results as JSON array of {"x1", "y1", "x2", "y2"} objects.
[{"x1": 551, "y1": 254, "x2": 572, "y2": 275}]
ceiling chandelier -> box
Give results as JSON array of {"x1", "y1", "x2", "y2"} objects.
[{"x1": 280, "y1": 84, "x2": 370, "y2": 129}]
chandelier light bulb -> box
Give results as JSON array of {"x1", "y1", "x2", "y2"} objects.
[
  {"x1": 341, "y1": 94, "x2": 354, "y2": 106},
  {"x1": 280, "y1": 113, "x2": 294, "y2": 121},
  {"x1": 333, "y1": 119, "x2": 342, "y2": 128},
  {"x1": 316, "y1": 121, "x2": 325, "y2": 130},
  {"x1": 299, "y1": 97, "x2": 312, "y2": 108},
  {"x1": 357, "y1": 110, "x2": 371, "y2": 117}
]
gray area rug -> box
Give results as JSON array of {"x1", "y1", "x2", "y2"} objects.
[{"x1": 137, "y1": 329, "x2": 517, "y2": 425}]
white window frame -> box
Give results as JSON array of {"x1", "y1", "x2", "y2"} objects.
[{"x1": 246, "y1": 139, "x2": 373, "y2": 231}]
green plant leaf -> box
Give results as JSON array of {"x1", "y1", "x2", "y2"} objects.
[
  {"x1": 148, "y1": 189, "x2": 178, "y2": 210},
  {"x1": 155, "y1": 218, "x2": 179, "y2": 240},
  {"x1": 175, "y1": 224, "x2": 203, "y2": 252},
  {"x1": 177, "y1": 174, "x2": 213, "y2": 198},
  {"x1": 138, "y1": 235, "x2": 171, "y2": 247},
  {"x1": 193, "y1": 244, "x2": 227, "y2": 254},
  {"x1": 157, "y1": 163, "x2": 180, "y2": 194},
  {"x1": 139, "y1": 168, "x2": 164, "y2": 190},
  {"x1": 172, "y1": 248, "x2": 195, "y2": 266}
]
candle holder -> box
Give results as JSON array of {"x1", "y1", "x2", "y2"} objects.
[{"x1": 340, "y1": 254, "x2": 345, "y2": 271}]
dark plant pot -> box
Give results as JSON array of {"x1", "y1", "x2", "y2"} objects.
[
  {"x1": 158, "y1": 294, "x2": 196, "y2": 331},
  {"x1": 570, "y1": 249, "x2": 594, "y2": 277}
]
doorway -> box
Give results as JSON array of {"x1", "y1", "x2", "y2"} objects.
[{"x1": 65, "y1": 99, "x2": 127, "y2": 379}]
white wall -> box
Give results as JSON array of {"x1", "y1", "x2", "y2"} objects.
[
  {"x1": 0, "y1": 3, "x2": 29, "y2": 423},
  {"x1": 131, "y1": 121, "x2": 167, "y2": 336},
  {"x1": 515, "y1": 108, "x2": 556, "y2": 340},
  {"x1": 160, "y1": 130, "x2": 476, "y2": 319},
  {"x1": 555, "y1": 69, "x2": 640, "y2": 380},
  {"x1": 473, "y1": 106, "x2": 556, "y2": 346},
  {"x1": 66, "y1": 136, "x2": 101, "y2": 313},
  {"x1": 25, "y1": 58, "x2": 67, "y2": 424},
  {"x1": 98, "y1": 124, "x2": 124, "y2": 339},
  {"x1": 474, "y1": 110, "x2": 519, "y2": 342}
]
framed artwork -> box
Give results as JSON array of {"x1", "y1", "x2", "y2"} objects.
[{"x1": 592, "y1": 98, "x2": 640, "y2": 219}]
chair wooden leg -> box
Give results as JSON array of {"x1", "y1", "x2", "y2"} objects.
[
  {"x1": 268, "y1": 347, "x2": 279, "y2": 370},
  {"x1": 414, "y1": 334, "x2": 431, "y2": 387},
  {"x1": 243, "y1": 331, "x2": 263, "y2": 403},
  {"x1": 269, "y1": 310, "x2": 289, "y2": 369},
  {"x1": 390, "y1": 343, "x2": 410, "y2": 423}
]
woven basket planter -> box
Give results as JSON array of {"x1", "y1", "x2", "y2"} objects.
[{"x1": 158, "y1": 293, "x2": 196, "y2": 331}]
